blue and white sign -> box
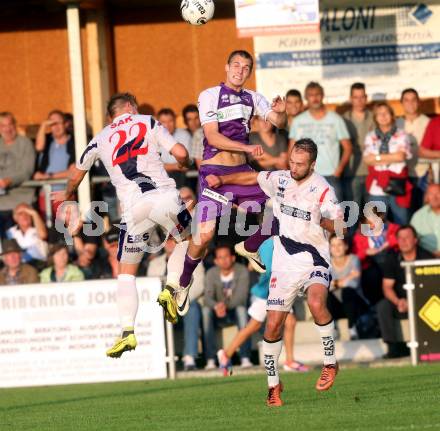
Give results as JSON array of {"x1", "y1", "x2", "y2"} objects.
[{"x1": 255, "y1": 2, "x2": 440, "y2": 102}]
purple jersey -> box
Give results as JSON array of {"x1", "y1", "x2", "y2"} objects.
[{"x1": 198, "y1": 83, "x2": 272, "y2": 161}]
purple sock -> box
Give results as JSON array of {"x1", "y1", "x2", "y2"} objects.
[
  {"x1": 244, "y1": 225, "x2": 272, "y2": 253},
  {"x1": 179, "y1": 254, "x2": 201, "y2": 288}
]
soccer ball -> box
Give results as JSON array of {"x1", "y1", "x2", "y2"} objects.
[{"x1": 180, "y1": 0, "x2": 215, "y2": 26}]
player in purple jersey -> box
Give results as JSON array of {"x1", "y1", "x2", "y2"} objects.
[{"x1": 158, "y1": 50, "x2": 287, "y2": 320}]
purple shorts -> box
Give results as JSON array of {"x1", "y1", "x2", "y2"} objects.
[{"x1": 196, "y1": 164, "x2": 267, "y2": 223}]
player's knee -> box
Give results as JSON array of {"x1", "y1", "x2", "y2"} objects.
[
  {"x1": 264, "y1": 319, "x2": 283, "y2": 339},
  {"x1": 307, "y1": 295, "x2": 327, "y2": 315}
]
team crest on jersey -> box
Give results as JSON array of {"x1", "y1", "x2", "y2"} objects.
[
  {"x1": 270, "y1": 276, "x2": 277, "y2": 289},
  {"x1": 229, "y1": 94, "x2": 242, "y2": 104},
  {"x1": 309, "y1": 185, "x2": 317, "y2": 193}
]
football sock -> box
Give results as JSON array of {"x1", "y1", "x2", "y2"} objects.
[
  {"x1": 244, "y1": 225, "x2": 272, "y2": 253},
  {"x1": 179, "y1": 253, "x2": 201, "y2": 288},
  {"x1": 121, "y1": 327, "x2": 134, "y2": 338},
  {"x1": 116, "y1": 274, "x2": 138, "y2": 329},
  {"x1": 166, "y1": 241, "x2": 189, "y2": 286},
  {"x1": 263, "y1": 337, "x2": 283, "y2": 387},
  {"x1": 315, "y1": 320, "x2": 337, "y2": 365}
]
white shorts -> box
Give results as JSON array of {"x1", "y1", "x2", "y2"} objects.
[
  {"x1": 248, "y1": 296, "x2": 293, "y2": 323},
  {"x1": 267, "y1": 265, "x2": 330, "y2": 312},
  {"x1": 118, "y1": 188, "x2": 192, "y2": 264}
]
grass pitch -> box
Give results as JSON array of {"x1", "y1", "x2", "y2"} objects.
[{"x1": 1, "y1": 364, "x2": 439, "y2": 431}]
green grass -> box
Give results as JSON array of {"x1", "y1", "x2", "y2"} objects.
[{"x1": 1, "y1": 364, "x2": 440, "y2": 431}]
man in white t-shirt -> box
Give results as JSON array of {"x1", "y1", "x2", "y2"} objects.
[
  {"x1": 289, "y1": 82, "x2": 352, "y2": 201},
  {"x1": 206, "y1": 138, "x2": 345, "y2": 406},
  {"x1": 52, "y1": 92, "x2": 193, "y2": 358}
]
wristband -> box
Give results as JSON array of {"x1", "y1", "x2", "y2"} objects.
[{"x1": 375, "y1": 155, "x2": 381, "y2": 162}]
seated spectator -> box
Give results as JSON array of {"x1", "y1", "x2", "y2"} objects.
[
  {"x1": 363, "y1": 102, "x2": 412, "y2": 225},
  {"x1": 148, "y1": 237, "x2": 205, "y2": 371},
  {"x1": 249, "y1": 117, "x2": 288, "y2": 171},
  {"x1": 352, "y1": 209, "x2": 399, "y2": 304},
  {"x1": 183, "y1": 104, "x2": 204, "y2": 169},
  {"x1": 0, "y1": 112, "x2": 36, "y2": 237},
  {"x1": 157, "y1": 108, "x2": 192, "y2": 188},
  {"x1": 377, "y1": 225, "x2": 434, "y2": 358},
  {"x1": 410, "y1": 184, "x2": 440, "y2": 257},
  {"x1": 327, "y1": 235, "x2": 368, "y2": 340},
  {"x1": 40, "y1": 243, "x2": 84, "y2": 283},
  {"x1": 6, "y1": 203, "x2": 48, "y2": 264},
  {"x1": 202, "y1": 245, "x2": 251, "y2": 370},
  {"x1": 0, "y1": 239, "x2": 39, "y2": 285},
  {"x1": 419, "y1": 112, "x2": 440, "y2": 160},
  {"x1": 99, "y1": 227, "x2": 120, "y2": 279},
  {"x1": 285, "y1": 88, "x2": 303, "y2": 130},
  {"x1": 34, "y1": 110, "x2": 76, "y2": 219}
]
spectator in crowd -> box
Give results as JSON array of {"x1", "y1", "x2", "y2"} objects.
[
  {"x1": 343, "y1": 82, "x2": 374, "y2": 207},
  {"x1": 289, "y1": 81, "x2": 352, "y2": 201},
  {"x1": 64, "y1": 112, "x2": 74, "y2": 136},
  {"x1": 0, "y1": 239, "x2": 39, "y2": 285},
  {"x1": 419, "y1": 109, "x2": 440, "y2": 160},
  {"x1": 34, "y1": 110, "x2": 76, "y2": 219},
  {"x1": 327, "y1": 235, "x2": 368, "y2": 340},
  {"x1": 249, "y1": 116, "x2": 288, "y2": 171},
  {"x1": 99, "y1": 226, "x2": 120, "y2": 279},
  {"x1": 378, "y1": 225, "x2": 433, "y2": 358},
  {"x1": 285, "y1": 89, "x2": 303, "y2": 130},
  {"x1": 0, "y1": 112, "x2": 36, "y2": 237},
  {"x1": 410, "y1": 184, "x2": 440, "y2": 257},
  {"x1": 352, "y1": 208, "x2": 399, "y2": 304},
  {"x1": 363, "y1": 102, "x2": 412, "y2": 225},
  {"x1": 148, "y1": 237, "x2": 205, "y2": 371},
  {"x1": 183, "y1": 104, "x2": 204, "y2": 169},
  {"x1": 202, "y1": 245, "x2": 251, "y2": 370},
  {"x1": 158, "y1": 108, "x2": 192, "y2": 188},
  {"x1": 396, "y1": 88, "x2": 431, "y2": 209},
  {"x1": 40, "y1": 243, "x2": 84, "y2": 283},
  {"x1": 6, "y1": 203, "x2": 48, "y2": 264}
]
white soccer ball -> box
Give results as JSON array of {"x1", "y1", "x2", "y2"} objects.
[{"x1": 180, "y1": 0, "x2": 215, "y2": 26}]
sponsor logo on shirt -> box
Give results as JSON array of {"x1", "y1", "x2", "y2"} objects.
[
  {"x1": 280, "y1": 203, "x2": 311, "y2": 221},
  {"x1": 201, "y1": 188, "x2": 229, "y2": 205},
  {"x1": 217, "y1": 104, "x2": 252, "y2": 123}
]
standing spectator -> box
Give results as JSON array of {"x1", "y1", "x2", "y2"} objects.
[
  {"x1": 158, "y1": 108, "x2": 192, "y2": 188},
  {"x1": 202, "y1": 245, "x2": 251, "y2": 370},
  {"x1": 40, "y1": 243, "x2": 84, "y2": 283},
  {"x1": 249, "y1": 117, "x2": 288, "y2": 171},
  {"x1": 419, "y1": 112, "x2": 440, "y2": 160},
  {"x1": 285, "y1": 89, "x2": 303, "y2": 130},
  {"x1": 7, "y1": 203, "x2": 48, "y2": 263},
  {"x1": 328, "y1": 235, "x2": 368, "y2": 340},
  {"x1": 0, "y1": 112, "x2": 36, "y2": 237},
  {"x1": 410, "y1": 184, "x2": 440, "y2": 257},
  {"x1": 343, "y1": 83, "x2": 374, "y2": 207},
  {"x1": 34, "y1": 110, "x2": 76, "y2": 219},
  {"x1": 363, "y1": 102, "x2": 412, "y2": 225},
  {"x1": 0, "y1": 239, "x2": 39, "y2": 285},
  {"x1": 378, "y1": 225, "x2": 433, "y2": 358},
  {"x1": 289, "y1": 81, "x2": 352, "y2": 201},
  {"x1": 396, "y1": 88, "x2": 430, "y2": 209},
  {"x1": 183, "y1": 104, "x2": 204, "y2": 169}
]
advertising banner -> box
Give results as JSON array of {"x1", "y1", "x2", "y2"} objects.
[
  {"x1": 254, "y1": 2, "x2": 440, "y2": 102},
  {"x1": 235, "y1": 0, "x2": 320, "y2": 37},
  {"x1": 0, "y1": 278, "x2": 167, "y2": 388},
  {"x1": 412, "y1": 264, "x2": 440, "y2": 362}
]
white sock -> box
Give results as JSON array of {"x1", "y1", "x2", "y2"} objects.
[
  {"x1": 117, "y1": 274, "x2": 138, "y2": 329},
  {"x1": 316, "y1": 320, "x2": 336, "y2": 365},
  {"x1": 263, "y1": 338, "x2": 282, "y2": 387},
  {"x1": 166, "y1": 241, "x2": 189, "y2": 286}
]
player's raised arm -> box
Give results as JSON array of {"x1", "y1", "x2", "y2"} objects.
[
  {"x1": 170, "y1": 143, "x2": 190, "y2": 169},
  {"x1": 317, "y1": 186, "x2": 347, "y2": 237},
  {"x1": 266, "y1": 96, "x2": 287, "y2": 129},
  {"x1": 206, "y1": 171, "x2": 259, "y2": 188}
]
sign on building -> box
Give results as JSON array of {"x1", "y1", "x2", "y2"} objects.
[
  {"x1": 0, "y1": 278, "x2": 167, "y2": 388},
  {"x1": 254, "y1": 2, "x2": 440, "y2": 102}
]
